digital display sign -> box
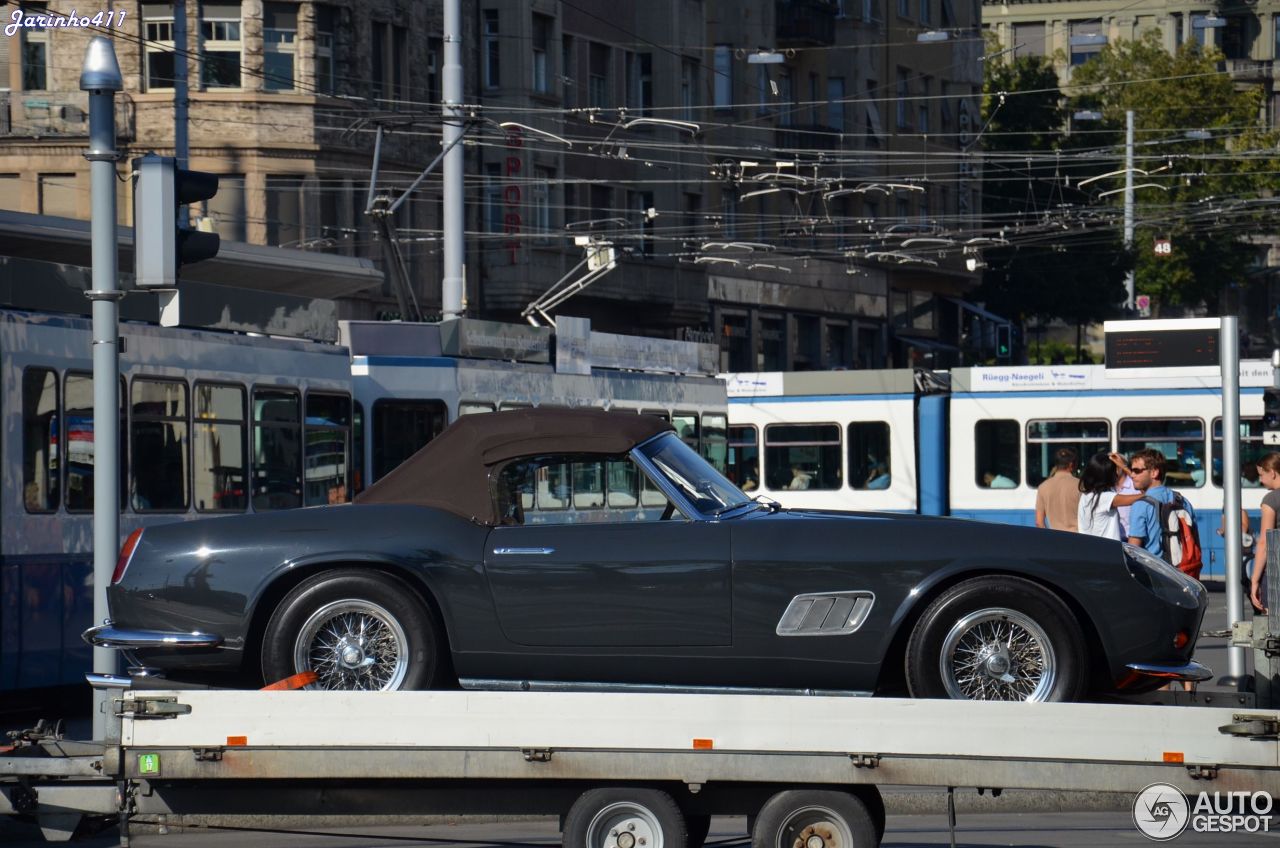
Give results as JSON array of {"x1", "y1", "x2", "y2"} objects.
[{"x1": 1103, "y1": 318, "x2": 1222, "y2": 377}]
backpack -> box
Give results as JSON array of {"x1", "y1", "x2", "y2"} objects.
[{"x1": 1139, "y1": 493, "x2": 1202, "y2": 579}]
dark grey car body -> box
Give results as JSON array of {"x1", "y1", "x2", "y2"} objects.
[{"x1": 107, "y1": 497, "x2": 1202, "y2": 695}]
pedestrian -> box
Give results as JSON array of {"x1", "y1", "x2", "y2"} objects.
[
  {"x1": 1249, "y1": 452, "x2": 1280, "y2": 613},
  {"x1": 1035, "y1": 447, "x2": 1081, "y2": 531},
  {"x1": 1125, "y1": 448, "x2": 1194, "y2": 558},
  {"x1": 1076, "y1": 450, "x2": 1145, "y2": 539}
]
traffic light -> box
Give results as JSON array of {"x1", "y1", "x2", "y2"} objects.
[
  {"x1": 1265, "y1": 387, "x2": 1280, "y2": 445},
  {"x1": 133, "y1": 153, "x2": 220, "y2": 288},
  {"x1": 996, "y1": 324, "x2": 1012, "y2": 360}
]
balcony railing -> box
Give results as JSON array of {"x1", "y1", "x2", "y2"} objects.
[
  {"x1": 776, "y1": 0, "x2": 837, "y2": 46},
  {"x1": 1229, "y1": 59, "x2": 1274, "y2": 82},
  {"x1": 0, "y1": 92, "x2": 135, "y2": 140}
]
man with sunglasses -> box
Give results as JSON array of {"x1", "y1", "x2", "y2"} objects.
[{"x1": 1125, "y1": 448, "x2": 1194, "y2": 559}]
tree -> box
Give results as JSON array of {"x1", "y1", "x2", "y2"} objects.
[{"x1": 1068, "y1": 32, "x2": 1280, "y2": 313}]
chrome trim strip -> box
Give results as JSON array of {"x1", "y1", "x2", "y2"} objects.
[
  {"x1": 459, "y1": 678, "x2": 872, "y2": 697},
  {"x1": 1125, "y1": 660, "x2": 1214, "y2": 682},
  {"x1": 86, "y1": 673, "x2": 134, "y2": 689},
  {"x1": 492, "y1": 546, "x2": 556, "y2": 556},
  {"x1": 776, "y1": 590, "x2": 876, "y2": 636},
  {"x1": 83, "y1": 623, "x2": 223, "y2": 650}
]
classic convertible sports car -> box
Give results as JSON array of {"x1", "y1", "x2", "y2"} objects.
[{"x1": 89, "y1": 408, "x2": 1210, "y2": 702}]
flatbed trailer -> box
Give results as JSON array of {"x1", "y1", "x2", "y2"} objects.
[{"x1": 3, "y1": 683, "x2": 1280, "y2": 847}]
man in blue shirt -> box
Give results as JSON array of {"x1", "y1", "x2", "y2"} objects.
[{"x1": 1126, "y1": 448, "x2": 1193, "y2": 558}]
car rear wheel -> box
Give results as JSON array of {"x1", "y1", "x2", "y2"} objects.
[
  {"x1": 261, "y1": 569, "x2": 439, "y2": 691},
  {"x1": 905, "y1": 575, "x2": 1085, "y2": 703}
]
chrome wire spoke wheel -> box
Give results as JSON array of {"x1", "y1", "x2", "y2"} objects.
[
  {"x1": 294, "y1": 599, "x2": 410, "y2": 691},
  {"x1": 772, "y1": 805, "x2": 854, "y2": 848},
  {"x1": 940, "y1": 607, "x2": 1055, "y2": 702},
  {"x1": 584, "y1": 801, "x2": 666, "y2": 848}
]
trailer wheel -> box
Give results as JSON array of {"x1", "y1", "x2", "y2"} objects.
[
  {"x1": 751, "y1": 789, "x2": 878, "y2": 848},
  {"x1": 563, "y1": 788, "x2": 688, "y2": 848},
  {"x1": 905, "y1": 576, "x2": 1084, "y2": 703},
  {"x1": 853, "y1": 786, "x2": 885, "y2": 844},
  {"x1": 261, "y1": 569, "x2": 439, "y2": 691}
]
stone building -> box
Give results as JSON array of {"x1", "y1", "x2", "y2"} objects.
[{"x1": 0, "y1": 0, "x2": 998, "y2": 368}]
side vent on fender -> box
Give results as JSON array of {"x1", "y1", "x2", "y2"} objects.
[{"x1": 776, "y1": 591, "x2": 875, "y2": 636}]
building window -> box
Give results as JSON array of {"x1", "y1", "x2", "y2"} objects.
[
  {"x1": 630, "y1": 190, "x2": 654, "y2": 256},
  {"x1": 589, "y1": 42, "x2": 610, "y2": 109},
  {"x1": 1013, "y1": 22, "x2": 1046, "y2": 56},
  {"x1": 562, "y1": 35, "x2": 575, "y2": 106},
  {"x1": 1070, "y1": 21, "x2": 1104, "y2": 65},
  {"x1": 20, "y1": 2, "x2": 49, "y2": 90},
  {"x1": 38, "y1": 173, "x2": 77, "y2": 217},
  {"x1": 918, "y1": 78, "x2": 931, "y2": 132},
  {"x1": 714, "y1": 44, "x2": 732, "y2": 110},
  {"x1": 483, "y1": 9, "x2": 500, "y2": 88},
  {"x1": 920, "y1": 0, "x2": 931, "y2": 24},
  {"x1": 143, "y1": 3, "x2": 176, "y2": 91},
  {"x1": 681, "y1": 58, "x2": 698, "y2": 121},
  {"x1": 898, "y1": 0, "x2": 911, "y2": 18},
  {"x1": 316, "y1": 5, "x2": 335, "y2": 94},
  {"x1": 809, "y1": 72, "x2": 819, "y2": 124},
  {"x1": 828, "y1": 77, "x2": 846, "y2": 130},
  {"x1": 371, "y1": 22, "x2": 408, "y2": 103},
  {"x1": 532, "y1": 13, "x2": 552, "y2": 94},
  {"x1": 201, "y1": 2, "x2": 242, "y2": 89},
  {"x1": 896, "y1": 68, "x2": 910, "y2": 128},
  {"x1": 626, "y1": 52, "x2": 652, "y2": 115},
  {"x1": 485, "y1": 162, "x2": 503, "y2": 233},
  {"x1": 427, "y1": 39, "x2": 441, "y2": 104},
  {"x1": 263, "y1": 3, "x2": 297, "y2": 91},
  {"x1": 778, "y1": 69, "x2": 793, "y2": 126},
  {"x1": 207, "y1": 174, "x2": 246, "y2": 242},
  {"x1": 533, "y1": 166, "x2": 553, "y2": 241},
  {"x1": 266, "y1": 175, "x2": 305, "y2": 246}
]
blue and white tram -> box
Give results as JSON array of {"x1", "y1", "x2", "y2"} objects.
[{"x1": 726, "y1": 362, "x2": 1275, "y2": 579}]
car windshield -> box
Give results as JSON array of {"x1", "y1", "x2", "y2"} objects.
[{"x1": 636, "y1": 432, "x2": 754, "y2": 516}]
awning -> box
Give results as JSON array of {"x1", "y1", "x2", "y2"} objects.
[{"x1": 945, "y1": 296, "x2": 1009, "y2": 324}]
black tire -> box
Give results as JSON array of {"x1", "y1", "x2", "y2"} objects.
[
  {"x1": 261, "y1": 569, "x2": 440, "y2": 691},
  {"x1": 854, "y1": 786, "x2": 886, "y2": 844},
  {"x1": 686, "y1": 813, "x2": 712, "y2": 848},
  {"x1": 563, "y1": 788, "x2": 687, "y2": 848},
  {"x1": 752, "y1": 790, "x2": 878, "y2": 848},
  {"x1": 905, "y1": 575, "x2": 1085, "y2": 703}
]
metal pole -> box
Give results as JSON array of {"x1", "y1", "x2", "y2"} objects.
[
  {"x1": 1124, "y1": 110, "x2": 1135, "y2": 311},
  {"x1": 174, "y1": 0, "x2": 189, "y2": 226},
  {"x1": 441, "y1": 0, "x2": 465, "y2": 319},
  {"x1": 81, "y1": 37, "x2": 123, "y2": 742},
  {"x1": 1222, "y1": 315, "x2": 1246, "y2": 683}
]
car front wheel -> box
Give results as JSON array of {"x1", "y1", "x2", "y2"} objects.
[
  {"x1": 905, "y1": 575, "x2": 1085, "y2": 702},
  {"x1": 261, "y1": 569, "x2": 440, "y2": 691}
]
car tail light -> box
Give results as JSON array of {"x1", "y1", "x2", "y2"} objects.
[
  {"x1": 113, "y1": 528, "x2": 143, "y2": 584},
  {"x1": 1174, "y1": 630, "x2": 1190, "y2": 650}
]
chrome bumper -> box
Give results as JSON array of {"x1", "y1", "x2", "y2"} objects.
[
  {"x1": 83, "y1": 622, "x2": 223, "y2": 649},
  {"x1": 1125, "y1": 660, "x2": 1214, "y2": 683}
]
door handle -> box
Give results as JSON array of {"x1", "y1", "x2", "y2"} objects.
[{"x1": 492, "y1": 547, "x2": 556, "y2": 555}]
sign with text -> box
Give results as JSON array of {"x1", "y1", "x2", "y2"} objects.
[{"x1": 1103, "y1": 317, "x2": 1221, "y2": 378}]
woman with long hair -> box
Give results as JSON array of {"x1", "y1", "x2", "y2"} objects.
[
  {"x1": 1077, "y1": 451, "x2": 1145, "y2": 539},
  {"x1": 1249, "y1": 452, "x2": 1280, "y2": 612}
]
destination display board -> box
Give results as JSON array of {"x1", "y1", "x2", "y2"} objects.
[{"x1": 1103, "y1": 317, "x2": 1221, "y2": 378}]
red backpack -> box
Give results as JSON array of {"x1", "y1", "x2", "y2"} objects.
[{"x1": 1139, "y1": 493, "x2": 1202, "y2": 579}]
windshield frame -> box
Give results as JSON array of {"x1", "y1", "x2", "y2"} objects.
[{"x1": 630, "y1": 432, "x2": 755, "y2": 520}]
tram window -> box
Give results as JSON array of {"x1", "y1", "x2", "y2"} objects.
[
  {"x1": 727, "y1": 425, "x2": 759, "y2": 491},
  {"x1": 459, "y1": 402, "x2": 495, "y2": 415},
  {"x1": 498, "y1": 454, "x2": 673, "y2": 525},
  {"x1": 573, "y1": 460, "x2": 604, "y2": 508},
  {"x1": 765, "y1": 424, "x2": 842, "y2": 491},
  {"x1": 372, "y1": 399, "x2": 447, "y2": 481},
  {"x1": 64, "y1": 372, "x2": 126, "y2": 513},
  {"x1": 1118, "y1": 418, "x2": 1206, "y2": 488},
  {"x1": 192, "y1": 383, "x2": 247, "y2": 513},
  {"x1": 539, "y1": 461, "x2": 570, "y2": 509},
  {"x1": 352, "y1": 402, "x2": 365, "y2": 496},
  {"x1": 701, "y1": 413, "x2": 728, "y2": 473},
  {"x1": 304, "y1": 393, "x2": 351, "y2": 506},
  {"x1": 606, "y1": 458, "x2": 639, "y2": 508},
  {"x1": 673, "y1": 412, "x2": 699, "y2": 449},
  {"x1": 975, "y1": 420, "x2": 1019, "y2": 488},
  {"x1": 1212, "y1": 418, "x2": 1265, "y2": 488},
  {"x1": 131, "y1": 378, "x2": 190, "y2": 511},
  {"x1": 1024, "y1": 420, "x2": 1108, "y2": 487},
  {"x1": 252, "y1": 388, "x2": 302, "y2": 510},
  {"x1": 847, "y1": 422, "x2": 891, "y2": 491},
  {"x1": 22, "y1": 367, "x2": 59, "y2": 512}
]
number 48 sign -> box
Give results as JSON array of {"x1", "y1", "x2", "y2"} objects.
[{"x1": 1154, "y1": 238, "x2": 1172, "y2": 256}]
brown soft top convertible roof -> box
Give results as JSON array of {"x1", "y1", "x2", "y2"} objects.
[{"x1": 355, "y1": 407, "x2": 674, "y2": 524}]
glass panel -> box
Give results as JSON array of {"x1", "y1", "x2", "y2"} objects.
[
  {"x1": 352, "y1": 402, "x2": 365, "y2": 495},
  {"x1": 131, "y1": 379, "x2": 190, "y2": 511},
  {"x1": 372, "y1": 400, "x2": 447, "y2": 480},
  {"x1": 673, "y1": 412, "x2": 699, "y2": 448},
  {"x1": 606, "y1": 458, "x2": 639, "y2": 508},
  {"x1": 764, "y1": 424, "x2": 841, "y2": 490},
  {"x1": 253, "y1": 388, "x2": 301, "y2": 510},
  {"x1": 23, "y1": 368, "x2": 58, "y2": 511},
  {"x1": 847, "y1": 421, "x2": 891, "y2": 490},
  {"x1": 638, "y1": 435, "x2": 753, "y2": 515},
  {"x1": 459, "y1": 402, "x2": 495, "y2": 415},
  {"x1": 727, "y1": 424, "x2": 759, "y2": 491},
  {"x1": 1024, "y1": 419, "x2": 1109, "y2": 487},
  {"x1": 700, "y1": 413, "x2": 728, "y2": 473},
  {"x1": 975, "y1": 419, "x2": 1019, "y2": 487},
  {"x1": 572, "y1": 460, "x2": 604, "y2": 509},
  {"x1": 1213, "y1": 418, "x2": 1266, "y2": 488},
  {"x1": 192, "y1": 384, "x2": 246, "y2": 512},
  {"x1": 305, "y1": 393, "x2": 350, "y2": 505},
  {"x1": 1118, "y1": 418, "x2": 1206, "y2": 488},
  {"x1": 64, "y1": 373, "x2": 127, "y2": 512}
]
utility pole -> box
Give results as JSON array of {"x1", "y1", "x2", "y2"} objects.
[
  {"x1": 81, "y1": 36, "x2": 123, "y2": 741},
  {"x1": 441, "y1": 0, "x2": 465, "y2": 320},
  {"x1": 1124, "y1": 109, "x2": 1135, "y2": 312},
  {"x1": 174, "y1": 0, "x2": 190, "y2": 224},
  {"x1": 1221, "y1": 316, "x2": 1245, "y2": 684}
]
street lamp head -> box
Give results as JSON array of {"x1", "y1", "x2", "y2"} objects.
[{"x1": 80, "y1": 37, "x2": 123, "y2": 92}]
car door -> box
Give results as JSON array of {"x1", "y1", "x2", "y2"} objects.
[{"x1": 482, "y1": 454, "x2": 732, "y2": 648}]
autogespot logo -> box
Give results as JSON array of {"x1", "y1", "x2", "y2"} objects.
[{"x1": 1133, "y1": 783, "x2": 1190, "y2": 841}]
